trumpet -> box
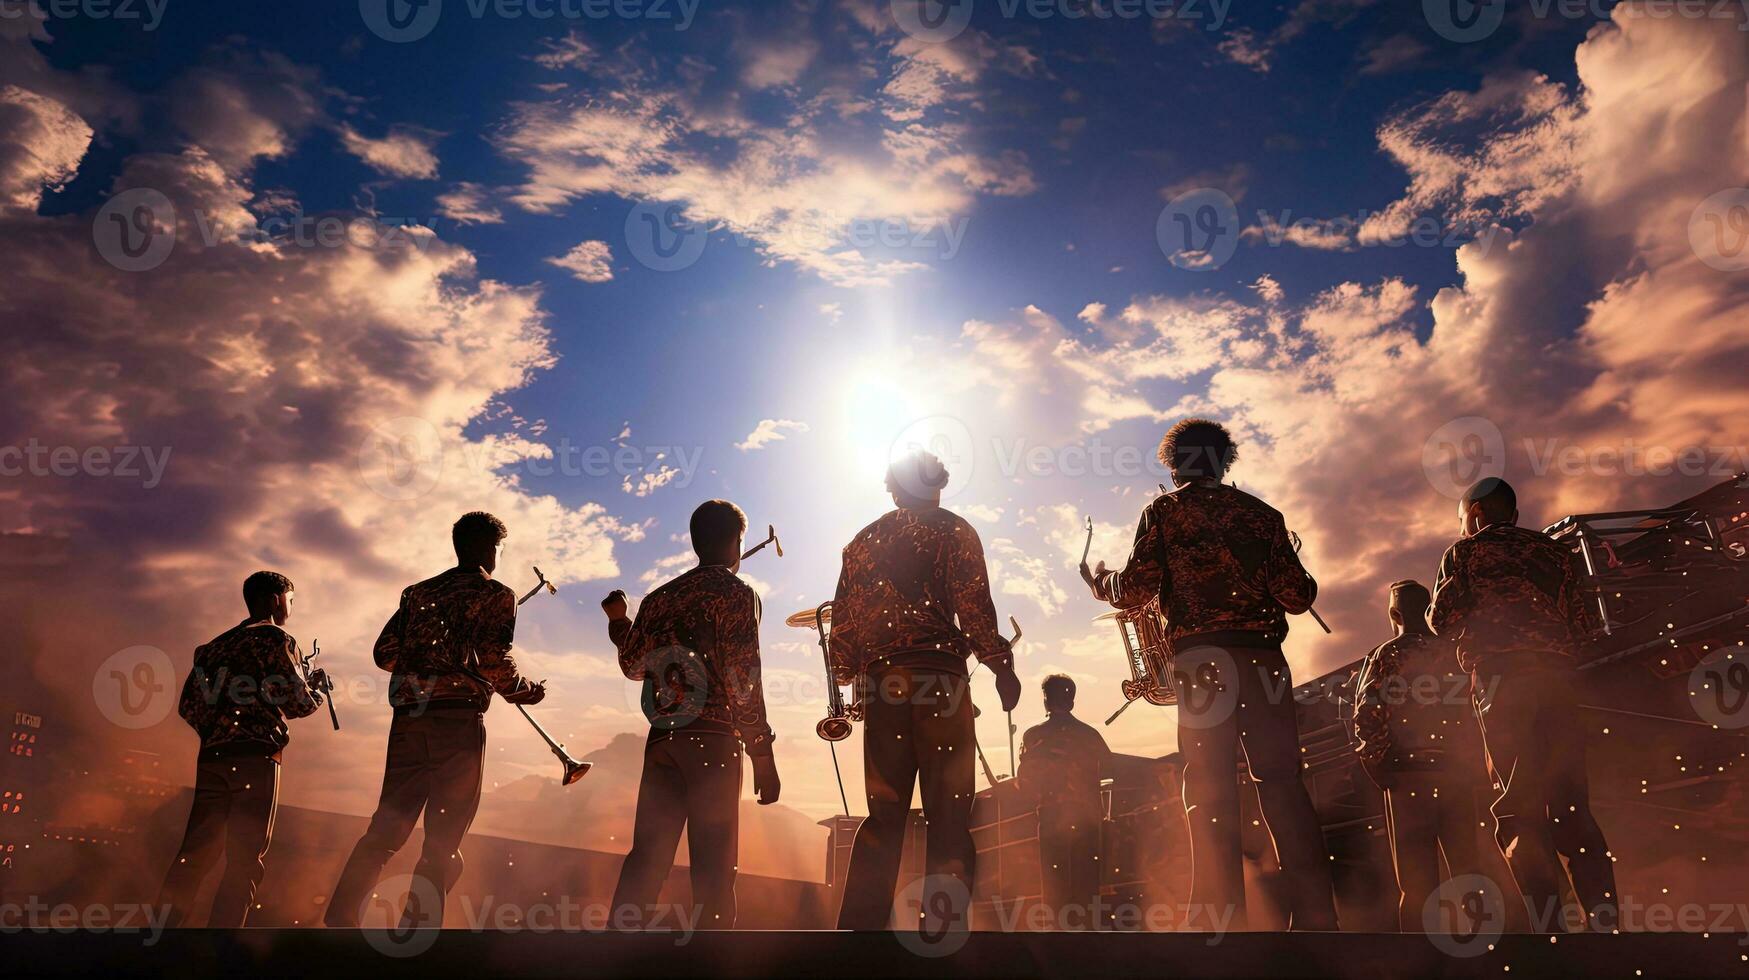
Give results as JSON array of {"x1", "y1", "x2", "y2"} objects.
[{"x1": 786, "y1": 602, "x2": 863, "y2": 741}]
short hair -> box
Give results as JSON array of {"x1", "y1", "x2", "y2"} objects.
[
  {"x1": 453, "y1": 511, "x2": 508, "y2": 557},
  {"x1": 1042, "y1": 673, "x2": 1076, "y2": 709},
  {"x1": 243, "y1": 570, "x2": 294, "y2": 616},
  {"x1": 886, "y1": 449, "x2": 951, "y2": 499},
  {"x1": 690, "y1": 499, "x2": 748, "y2": 556},
  {"x1": 1159, "y1": 418, "x2": 1238, "y2": 478},
  {"x1": 1463, "y1": 478, "x2": 1517, "y2": 524},
  {"x1": 1389, "y1": 579, "x2": 1431, "y2": 616}
]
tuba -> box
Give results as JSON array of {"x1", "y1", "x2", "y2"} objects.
[
  {"x1": 786, "y1": 602, "x2": 864, "y2": 741},
  {"x1": 1099, "y1": 598, "x2": 1178, "y2": 725}
]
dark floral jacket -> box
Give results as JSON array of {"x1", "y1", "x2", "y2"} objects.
[{"x1": 179, "y1": 619, "x2": 319, "y2": 754}]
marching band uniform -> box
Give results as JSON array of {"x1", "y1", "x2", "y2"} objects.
[
  {"x1": 159, "y1": 619, "x2": 321, "y2": 927},
  {"x1": 1430, "y1": 522, "x2": 1617, "y2": 930},
  {"x1": 606, "y1": 563, "x2": 774, "y2": 928},
  {"x1": 829, "y1": 505, "x2": 1012, "y2": 929},
  {"x1": 1352, "y1": 595, "x2": 1488, "y2": 931},
  {"x1": 326, "y1": 566, "x2": 541, "y2": 928},
  {"x1": 1091, "y1": 479, "x2": 1338, "y2": 930}
]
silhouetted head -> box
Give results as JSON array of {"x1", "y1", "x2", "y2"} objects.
[
  {"x1": 691, "y1": 499, "x2": 747, "y2": 569},
  {"x1": 1460, "y1": 477, "x2": 1517, "y2": 535},
  {"x1": 1388, "y1": 579, "x2": 1431, "y2": 634},
  {"x1": 243, "y1": 570, "x2": 295, "y2": 626},
  {"x1": 1159, "y1": 418, "x2": 1238, "y2": 485},
  {"x1": 453, "y1": 511, "x2": 508, "y2": 573},
  {"x1": 886, "y1": 450, "x2": 950, "y2": 509},
  {"x1": 1042, "y1": 673, "x2": 1076, "y2": 714}
]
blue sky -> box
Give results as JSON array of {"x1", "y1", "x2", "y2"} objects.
[{"x1": 8, "y1": 0, "x2": 1744, "y2": 831}]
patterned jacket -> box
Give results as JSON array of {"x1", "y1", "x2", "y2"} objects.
[
  {"x1": 1352, "y1": 631, "x2": 1485, "y2": 782},
  {"x1": 1429, "y1": 523, "x2": 1588, "y2": 672},
  {"x1": 1093, "y1": 481, "x2": 1317, "y2": 651},
  {"x1": 374, "y1": 566, "x2": 537, "y2": 711},
  {"x1": 828, "y1": 506, "x2": 1012, "y2": 677},
  {"x1": 1018, "y1": 712, "x2": 1112, "y2": 810},
  {"x1": 609, "y1": 564, "x2": 774, "y2": 755},
  {"x1": 179, "y1": 620, "x2": 320, "y2": 755}
]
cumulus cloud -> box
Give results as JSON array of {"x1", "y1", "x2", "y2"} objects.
[
  {"x1": 0, "y1": 84, "x2": 91, "y2": 209},
  {"x1": 546, "y1": 239, "x2": 615, "y2": 282}
]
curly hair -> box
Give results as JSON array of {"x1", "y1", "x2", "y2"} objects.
[
  {"x1": 886, "y1": 449, "x2": 951, "y2": 499},
  {"x1": 453, "y1": 511, "x2": 508, "y2": 557},
  {"x1": 1158, "y1": 418, "x2": 1238, "y2": 478}
]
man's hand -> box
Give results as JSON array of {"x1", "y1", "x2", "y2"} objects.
[
  {"x1": 504, "y1": 680, "x2": 547, "y2": 706},
  {"x1": 601, "y1": 590, "x2": 628, "y2": 620},
  {"x1": 307, "y1": 667, "x2": 331, "y2": 693},
  {"x1": 752, "y1": 753, "x2": 781, "y2": 805},
  {"x1": 1080, "y1": 559, "x2": 1108, "y2": 596},
  {"x1": 994, "y1": 665, "x2": 1022, "y2": 713}
]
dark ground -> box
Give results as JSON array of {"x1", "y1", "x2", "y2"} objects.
[{"x1": 6, "y1": 929, "x2": 1749, "y2": 979}]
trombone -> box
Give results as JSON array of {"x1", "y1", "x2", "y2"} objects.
[{"x1": 786, "y1": 602, "x2": 862, "y2": 742}]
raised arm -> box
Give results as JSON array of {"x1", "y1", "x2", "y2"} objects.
[
  {"x1": 608, "y1": 595, "x2": 658, "y2": 682},
  {"x1": 1092, "y1": 506, "x2": 1168, "y2": 610}
]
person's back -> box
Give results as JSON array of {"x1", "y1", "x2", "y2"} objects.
[
  {"x1": 1020, "y1": 712, "x2": 1110, "y2": 809},
  {"x1": 1430, "y1": 522, "x2": 1585, "y2": 671},
  {"x1": 182, "y1": 619, "x2": 318, "y2": 757},
  {"x1": 1100, "y1": 481, "x2": 1317, "y2": 651},
  {"x1": 1354, "y1": 630, "x2": 1482, "y2": 777},
  {"x1": 829, "y1": 504, "x2": 1004, "y2": 673},
  {"x1": 615, "y1": 563, "x2": 768, "y2": 743},
  {"x1": 377, "y1": 565, "x2": 523, "y2": 711}
]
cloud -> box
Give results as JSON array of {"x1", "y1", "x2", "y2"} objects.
[
  {"x1": 546, "y1": 239, "x2": 615, "y2": 282},
  {"x1": 0, "y1": 84, "x2": 92, "y2": 209},
  {"x1": 736, "y1": 418, "x2": 810, "y2": 452},
  {"x1": 493, "y1": 8, "x2": 1037, "y2": 286},
  {"x1": 436, "y1": 181, "x2": 504, "y2": 225},
  {"x1": 1217, "y1": 0, "x2": 1378, "y2": 73},
  {"x1": 339, "y1": 124, "x2": 441, "y2": 180}
]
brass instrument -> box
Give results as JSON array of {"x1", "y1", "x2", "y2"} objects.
[
  {"x1": 493, "y1": 567, "x2": 591, "y2": 785},
  {"x1": 1098, "y1": 600, "x2": 1179, "y2": 725},
  {"x1": 741, "y1": 524, "x2": 783, "y2": 562},
  {"x1": 786, "y1": 602, "x2": 864, "y2": 741}
]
